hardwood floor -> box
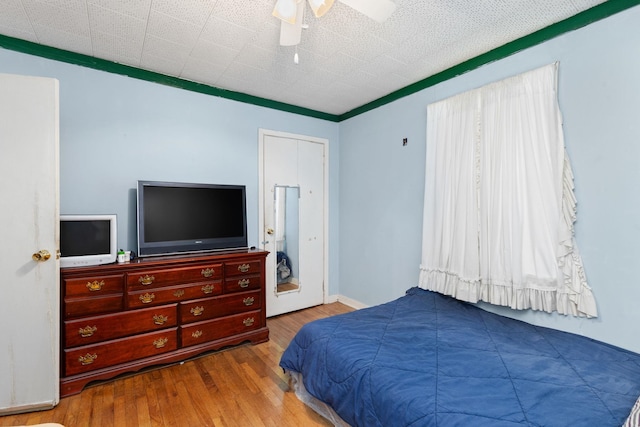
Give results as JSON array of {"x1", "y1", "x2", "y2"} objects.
[{"x1": 0, "y1": 302, "x2": 354, "y2": 427}]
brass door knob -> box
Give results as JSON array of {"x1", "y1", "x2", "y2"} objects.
[
  {"x1": 266, "y1": 227, "x2": 274, "y2": 235},
  {"x1": 32, "y1": 249, "x2": 51, "y2": 262}
]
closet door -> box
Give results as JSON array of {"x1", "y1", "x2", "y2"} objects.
[
  {"x1": 259, "y1": 130, "x2": 327, "y2": 317},
  {"x1": 0, "y1": 73, "x2": 60, "y2": 414}
]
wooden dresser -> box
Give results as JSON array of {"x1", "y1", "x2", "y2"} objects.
[{"x1": 60, "y1": 249, "x2": 269, "y2": 397}]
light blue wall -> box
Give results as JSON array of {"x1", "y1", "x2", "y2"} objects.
[
  {"x1": 2, "y1": 4, "x2": 639, "y2": 353},
  {"x1": 339, "y1": 5, "x2": 640, "y2": 352},
  {"x1": 0, "y1": 48, "x2": 341, "y2": 295}
]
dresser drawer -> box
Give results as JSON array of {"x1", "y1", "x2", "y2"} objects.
[
  {"x1": 64, "y1": 274, "x2": 124, "y2": 297},
  {"x1": 65, "y1": 294, "x2": 123, "y2": 318},
  {"x1": 127, "y1": 264, "x2": 223, "y2": 289},
  {"x1": 180, "y1": 310, "x2": 262, "y2": 347},
  {"x1": 64, "y1": 304, "x2": 178, "y2": 347},
  {"x1": 64, "y1": 328, "x2": 178, "y2": 376},
  {"x1": 225, "y1": 260, "x2": 262, "y2": 277},
  {"x1": 224, "y1": 274, "x2": 262, "y2": 293},
  {"x1": 127, "y1": 281, "x2": 223, "y2": 308},
  {"x1": 179, "y1": 290, "x2": 262, "y2": 324}
]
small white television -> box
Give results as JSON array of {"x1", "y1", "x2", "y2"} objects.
[{"x1": 60, "y1": 214, "x2": 118, "y2": 268}]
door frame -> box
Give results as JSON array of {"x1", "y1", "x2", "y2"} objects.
[{"x1": 258, "y1": 128, "x2": 330, "y2": 312}]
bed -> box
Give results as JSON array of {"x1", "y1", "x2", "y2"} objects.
[{"x1": 280, "y1": 287, "x2": 640, "y2": 426}]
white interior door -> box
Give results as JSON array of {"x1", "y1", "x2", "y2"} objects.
[
  {"x1": 259, "y1": 130, "x2": 327, "y2": 317},
  {"x1": 0, "y1": 73, "x2": 60, "y2": 414}
]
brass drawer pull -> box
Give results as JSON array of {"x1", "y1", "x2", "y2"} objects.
[
  {"x1": 192, "y1": 330, "x2": 203, "y2": 339},
  {"x1": 201, "y1": 268, "x2": 215, "y2": 278},
  {"x1": 153, "y1": 314, "x2": 168, "y2": 325},
  {"x1": 238, "y1": 263, "x2": 250, "y2": 273},
  {"x1": 139, "y1": 293, "x2": 155, "y2": 304},
  {"x1": 190, "y1": 306, "x2": 204, "y2": 316},
  {"x1": 201, "y1": 284, "x2": 215, "y2": 294},
  {"x1": 139, "y1": 275, "x2": 155, "y2": 285},
  {"x1": 173, "y1": 289, "x2": 185, "y2": 298},
  {"x1": 86, "y1": 280, "x2": 104, "y2": 292},
  {"x1": 79, "y1": 326, "x2": 97, "y2": 337},
  {"x1": 238, "y1": 278, "x2": 250, "y2": 288},
  {"x1": 243, "y1": 317, "x2": 255, "y2": 327},
  {"x1": 153, "y1": 337, "x2": 168, "y2": 349},
  {"x1": 78, "y1": 353, "x2": 97, "y2": 365},
  {"x1": 243, "y1": 297, "x2": 255, "y2": 306}
]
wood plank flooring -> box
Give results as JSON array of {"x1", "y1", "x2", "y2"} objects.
[{"x1": 0, "y1": 302, "x2": 354, "y2": 427}]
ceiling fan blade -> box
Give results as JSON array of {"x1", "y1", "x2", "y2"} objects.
[
  {"x1": 279, "y1": 2, "x2": 304, "y2": 46},
  {"x1": 273, "y1": 0, "x2": 299, "y2": 24},
  {"x1": 338, "y1": 0, "x2": 396, "y2": 23},
  {"x1": 308, "y1": 0, "x2": 335, "y2": 18}
]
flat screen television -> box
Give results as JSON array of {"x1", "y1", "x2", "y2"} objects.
[
  {"x1": 60, "y1": 214, "x2": 118, "y2": 268},
  {"x1": 137, "y1": 180, "x2": 248, "y2": 257}
]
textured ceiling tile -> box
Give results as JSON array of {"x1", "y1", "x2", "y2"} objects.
[
  {"x1": 285, "y1": 47, "x2": 331, "y2": 72},
  {"x1": 87, "y1": 0, "x2": 151, "y2": 21},
  {"x1": 357, "y1": 54, "x2": 408, "y2": 78},
  {"x1": 220, "y1": 61, "x2": 265, "y2": 82},
  {"x1": 23, "y1": 0, "x2": 87, "y2": 13},
  {"x1": 299, "y1": 25, "x2": 351, "y2": 59},
  {"x1": 0, "y1": 26, "x2": 39, "y2": 43},
  {"x1": 303, "y1": 67, "x2": 342, "y2": 88},
  {"x1": 211, "y1": 0, "x2": 274, "y2": 29},
  {"x1": 146, "y1": 9, "x2": 201, "y2": 46},
  {"x1": 87, "y1": 3, "x2": 146, "y2": 43},
  {"x1": 570, "y1": 0, "x2": 606, "y2": 8},
  {"x1": 199, "y1": 16, "x2": 257, "y2": 51},
  {"x1": 247, "y1": 20, "x2": 280, "y2": 50},
  {"x1": 268, "y1": 64, "x2": 304, "y2": 85},
  {"x1": 374, "y1": 71, "x2": 414, "y2": 93},
  {"x1": 32, "y1": 24, "x2": 92, "y2": 55},
  {"x1": 140, "y1": 51, "x2": 184, "y2": 75},
  {"x1": 189, "y1": 38, "x2": 239, "y2": 66},
  {"x1": 22, "y1": 0, "x2": 90, "y2": 38},
  {"x1": 316, "y1": 1, "x2": 378, "y2": 41},
  {"x1": 234, "y1": 44, "x2": 278, "y2": 70},
  {"x1": 241, "y1": 78, "x2": 290, "y2": 99},
  {"x1": 214, "y1": 69, "x2": 254, "y2": 92},
  {"x1": 180, "y1": 56, "x2": 227, "y2": 85},
  {"x1": 319, "y1": 52, "x2": 365, "y2": 76},
  {"x1": 0, "y1": 0, "x2": 34, "y2": 33},
  {"x1": 151, "y1": 0, "x2": 215, "y2": 27},
  {"x1": 0, "y1": 0, "x2": 612, "y2": 116},
  {"x1": 338, "y1": 68, "x2": 378, "y2": 88},
  {"x1": 338, "y1": 34, "x2": 393, "y2": 62},
  {"x1": 91, "y1": 30, "x2": 143, "y2": 65},
  {"x1": 142, "y1": 34, "x2": 190, "y2": 64}
]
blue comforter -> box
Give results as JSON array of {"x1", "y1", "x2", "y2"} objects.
[{"x1": 280, "y1": 288, "x2": 640, "y2": 426}]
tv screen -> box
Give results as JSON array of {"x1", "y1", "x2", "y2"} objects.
[
  {"x1": 137, "y1": 181, "x2": 248, "y2": 257},
  {"x1": 60, "y1": 214, "x2": 118, "y2": 267}
]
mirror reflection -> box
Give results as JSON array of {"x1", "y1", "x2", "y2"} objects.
[{"x1": 274, "y1": 185, "x2": 300, "y2": 294}]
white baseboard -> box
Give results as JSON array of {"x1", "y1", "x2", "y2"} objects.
[{"x1": 326, "y1": 294, "x2": 369, "y2": 310}]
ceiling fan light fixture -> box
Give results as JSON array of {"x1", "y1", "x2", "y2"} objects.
[
  {"x1": 273, "y1": 0, "x2": 299, "y2": 24},
  {"x1": 308, "y1": 0, "x2": 335, "y2": 18}
]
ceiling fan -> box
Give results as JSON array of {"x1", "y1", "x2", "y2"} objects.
[{"x1": 272, "y1": 0, "x2": 397, "y2": 46}]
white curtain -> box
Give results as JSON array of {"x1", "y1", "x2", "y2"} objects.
[{"x1": 419, "y1": 63, "x2": 597, "y2": 317}]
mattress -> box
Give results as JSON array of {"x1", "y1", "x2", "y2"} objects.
[{"x1": 280, "y1": 287, "x2": 640, "y2": 426}]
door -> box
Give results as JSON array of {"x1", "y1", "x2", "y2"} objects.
[
  {"x1": 0, "y1": 74, "x2": 60, "y2": 414},
  {"x1": 259, "y1": 130, "x2": 327, "y2": 317}
]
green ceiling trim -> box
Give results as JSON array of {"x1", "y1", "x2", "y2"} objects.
[
  {"x1": 0, "y1": 33, "x2": 341, "y2": 122},
  {"x1": 337, "y1": 0, "x2": 640, "y2": 121},
  {"x1": 0, "y1": 0, "x2": 637, "y2": 123}
]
